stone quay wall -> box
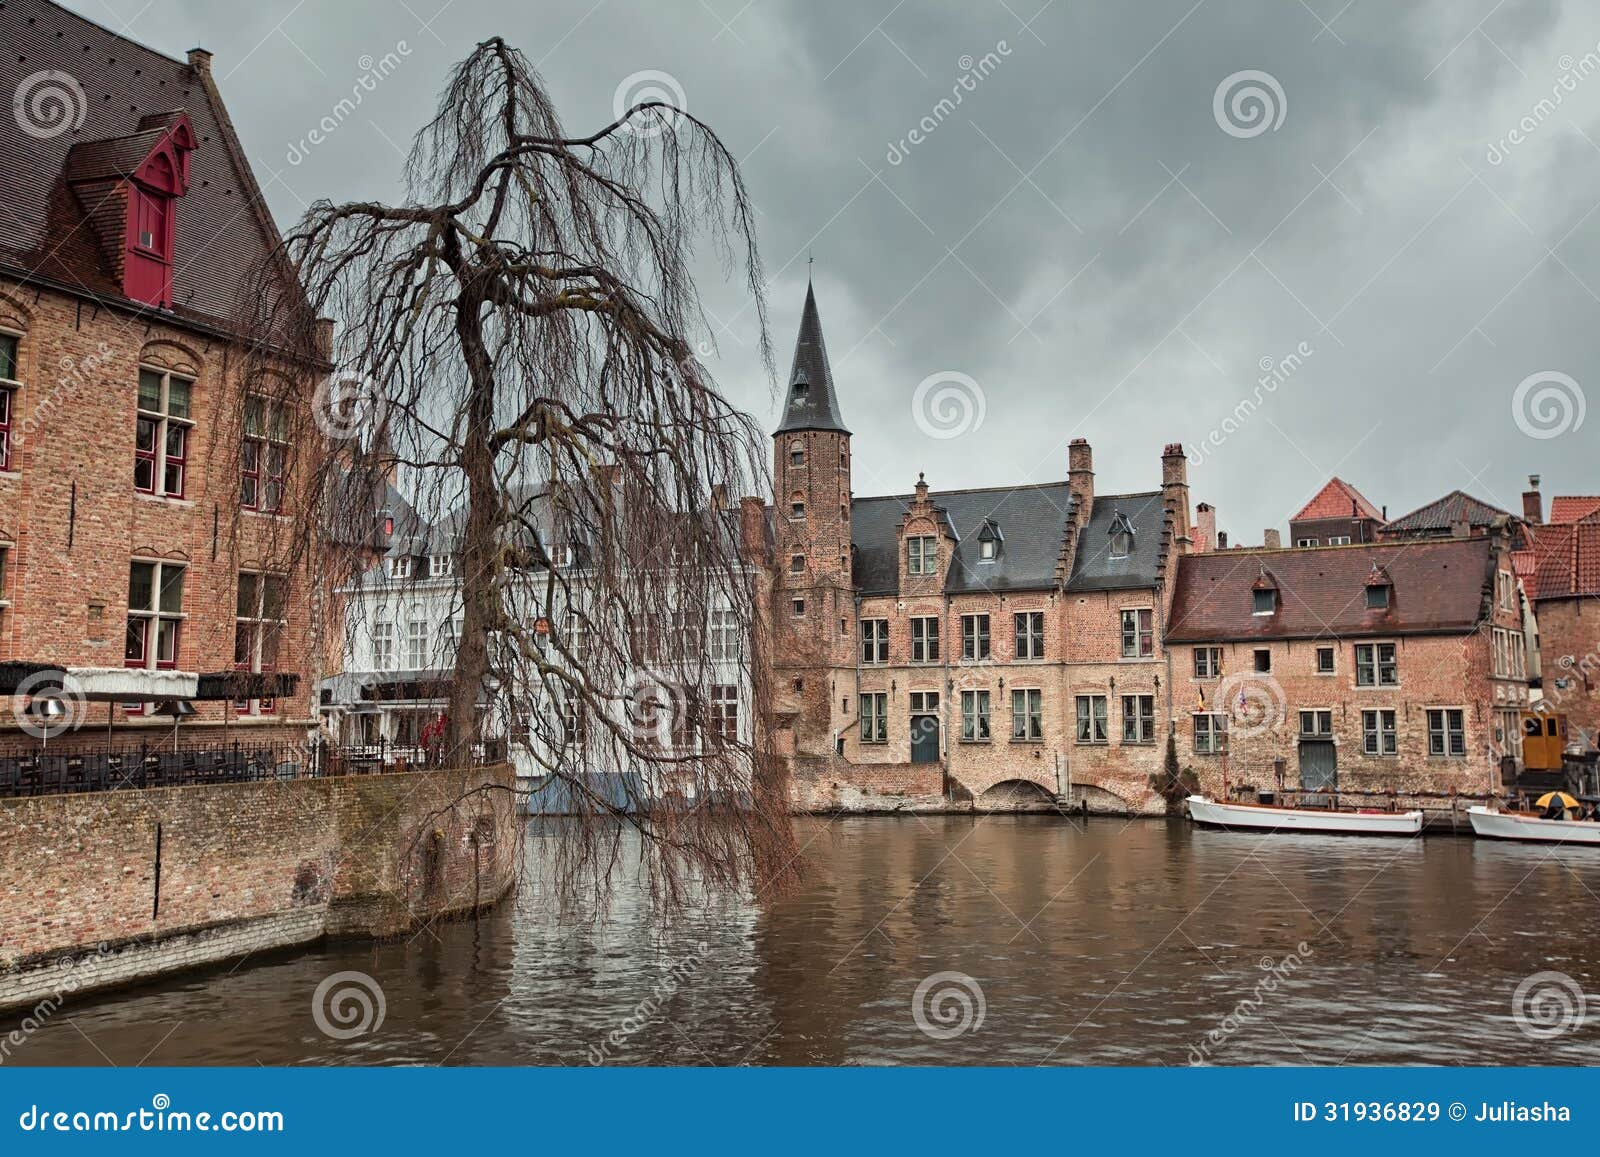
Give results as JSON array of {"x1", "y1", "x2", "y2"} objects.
[{"x1": 0, "y1": 764, "x2": 516, "y2": 1012}]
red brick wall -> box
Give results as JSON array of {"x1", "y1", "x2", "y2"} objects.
[
  {"x1": 0, "y1": 764, "x2": 515, "y2": 1009},
  {"x1": 1535, "y1": 596, "x2": 1600, "y2": 746},
  {"x1": 0, "y1": 280, "x2": 317, "y2": 749}
]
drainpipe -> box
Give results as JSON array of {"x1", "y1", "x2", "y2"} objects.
[{"x1": 941, "y1": 588, "x2": 952, "y2": 801}]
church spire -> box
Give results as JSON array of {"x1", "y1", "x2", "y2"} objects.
[{"x1": 775, "y1": 281, "x2": 850, "y2": 435}]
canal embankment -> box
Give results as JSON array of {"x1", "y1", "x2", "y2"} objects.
[{"x1": 0, "y1": 764, "x2": 517, "y2": 1013}]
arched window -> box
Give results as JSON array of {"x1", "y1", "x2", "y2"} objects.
[
  {"x1": 789, "y1": 440, "x2": 804, "y2": 467},
  {"x1": 790, "y1": 492, "x2": 805, "y2": 519}
]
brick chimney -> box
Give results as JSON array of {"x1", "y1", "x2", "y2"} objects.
[
  {"x1": 1522, "y1": 474, "x2": 1542, "y2": 525},
  {"x1": 1161, "y1": 443, "x2": 1190, "y2": 542},
  {"x1": 187, "y1": 47, "x2": 213, "y2": 76},
  {"x1": 1263, "y1": 528, "x2": 1282, "y2": 549},
  {"x1": 1194, "y1": 502, "x2": 1217, "y2": 552},
  {"x1": 738, "y1": 496, "x2": 767, "y2": 564},
  {"x1": 1068, "y1": 439, "x2": 1094, "y2": 520}
]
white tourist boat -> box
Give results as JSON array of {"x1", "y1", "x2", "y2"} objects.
[
  {"x1": 1466, "y1": 805, "x2": 1600, "y2": 846},
  {"x1": 1186, "y1": 794, "x2": 1423, "y2": 836}
]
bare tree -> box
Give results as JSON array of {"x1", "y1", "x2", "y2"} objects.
[{"x1": 236, "y1": 37, "x2": 796, "y2": 907}]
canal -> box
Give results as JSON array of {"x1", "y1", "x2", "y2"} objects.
[{"x1": 12, "y1": 816, "x2": 1600, "y2": 1065}]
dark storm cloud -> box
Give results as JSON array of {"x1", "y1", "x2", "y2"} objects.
[{"x1": 82, "y1": 0, "x2": 1599, "y2": 533}]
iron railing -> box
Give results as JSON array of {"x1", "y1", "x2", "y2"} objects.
[{"x1": 0, "y1": 737, "x2": 507, "y2": 799}]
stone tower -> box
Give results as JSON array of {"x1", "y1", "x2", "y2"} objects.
[{"x1": 772, "y1": 282, "x2": 856, "y2": 751}]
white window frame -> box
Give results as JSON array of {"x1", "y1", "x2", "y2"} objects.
[{"x1": 135, "y1": 365, "x2": 194, "y2": 498}]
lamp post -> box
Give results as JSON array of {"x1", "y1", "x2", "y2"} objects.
[{"x1": 155, "y1": 700, "x2": 197, "y2": 752}]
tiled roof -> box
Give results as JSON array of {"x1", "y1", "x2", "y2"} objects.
[
  {"x1": 0, "y1": 0, "x2": 292, "y2": 333},
  {"x1": 850, "y1": 482, "x2": 1075, "y2": 596},
  {"x1": 1525, "y1": 520, "x2": 1600, "y2": 600},
  {"x1": 1065, "y1": 491, "x2": 1168, "y2": 592},
  {"x1": 773, "y1": 282, "x2": 848, "y2": 435},
  {"x1": 1166, "y1": 538, "x2": 1494, "y2": 643},
  {"x1": 1549, "y1": 496, "x2": 1600, "y2": 523},
  {"x1": 1380, "y1": 490, "x2": 1512, "y2": 535},
  {"x1": 1291, "y1": 477, "x2": 1383, "y2": 522}
]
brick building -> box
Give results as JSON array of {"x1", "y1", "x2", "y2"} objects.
[
  {"x1": 1518, "y1": 484, "x2": 1600, "y2": 749},
  {"x1": 0, "y1": 1, "x2": 320, "y2": 754},
  {"x1": 1165, "y1": 531, "x2": 1528, "y2": 801},
  {"x1": 768, "y1": 285, "x2": 1207, "y2": 813},
  {"x1": 1287, "y1": 477, "x2": 1385, "y2": 547}
]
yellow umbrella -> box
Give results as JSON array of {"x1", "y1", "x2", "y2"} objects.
[{"x1": 1534, "y1": 791, "x2": 1580, "y2": 812}]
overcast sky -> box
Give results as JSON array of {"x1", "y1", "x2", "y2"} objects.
[{"x1": 76, "y1": 0, "x2": 1600, "y2": 540}]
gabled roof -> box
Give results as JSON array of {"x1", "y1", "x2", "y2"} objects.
[
  {"x1": 0, "y1": 0, "x2": 293, "y2": 332},
  {"x1": 1380, "y1": 490, "x2": 1513, "y2": 535},
  {"x1": 1166, "y1": 538, "x2": 1495, "y2": 643},
  {"x1": 774, "y1": 282, "x2": 849, "y2": 435},
  {"x1": 1291, "y1": 477, "x2": 1383, "y2": 523},
  {"x1": 1066, "y1": 491, "x2": 1168, "y2": 592},
  {"x1": 1549, "y1": 496, "x2": 1600, "y2": 523},
  {"x1": 1524, "y1": 520, "x2": 1600, "y2": 600},
  {"x1": 850, "y1": 482, "x2": 1074, "y2": 596}
]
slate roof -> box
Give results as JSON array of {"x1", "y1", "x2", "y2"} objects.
[
  {"x1": 1381, "y1": 490, "x2": 1513, "y2": 535},
  {"x1": 1066, "y1": 491, "x2": 1169, "y2": 592},
  {"x1": 0, "y1": 0, "x2": 294, "y2": 334},
  {"x1": 850, "y1": 482, "x2": 1076, "y2": 596},
  {"x1": 773, "y1": 282, "x2": 849, "y2": 435},
  {"x1": 1291, "y1": 477, "x2": 1383, "y2": 522},
  {"x1": 1166, "y1": 538, "x2": 1495, "y2": 643}
]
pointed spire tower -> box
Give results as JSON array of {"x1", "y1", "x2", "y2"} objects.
[{"x1": 772, "y1": 281, "x2": 856, "y2": 744}]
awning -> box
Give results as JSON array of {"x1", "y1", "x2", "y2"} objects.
[
  {"x1": 194, "y1": 671, "x2": 300, "y2": 701},
  {"x1": 63, "y1": 667, "x2": 199, "y2": 701},
  {"x1": 0, "y1": 661, "x2": 68, "y2": 695}
]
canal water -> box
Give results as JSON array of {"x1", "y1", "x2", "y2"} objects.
[{"x1": 13, "y1": 816, "x2": 1600, "y2": 1065}]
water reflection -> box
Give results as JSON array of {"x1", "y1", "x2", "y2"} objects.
[{"x1": 13, "y1": 816, "x2": 1600, "y2": 1065}]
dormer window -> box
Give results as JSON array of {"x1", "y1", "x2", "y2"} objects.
[
  {"x1": 978, "y1": 519, "x2": 1003, "y2": 563},
  {"x1": 1107, "y1": 512, "x2": 1135, "y2": 560},
  {"x1": 548, "y1": 543, "x2": 574, "y2": 569},
  {"x1": 1366, "y1": 565, "x2": 1393, "y2": 609},
  {"x1": 1252, "y1": 588, "x2": 1276, "y2": 615},
  {"x1": 908, "y1": 535, "x2": 938, "y2": 576},
  {"x1": 391, "y1": 556, "x2": 412, "y2": 579},
  {"x1": 430, "y1": 554, "x2": 454, "y2": 578},
  {"x1": 792, "y1": 383, "x2": 809, "y2": 408}
]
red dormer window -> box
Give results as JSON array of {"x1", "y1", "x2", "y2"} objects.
[{"x1": 121, "y1": 118, "x2": 194, "y2": 308}]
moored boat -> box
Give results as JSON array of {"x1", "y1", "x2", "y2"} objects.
[
  {"x1": 1186, "y1": 794, "x2": 1423, "y2": 836},
  {"x1": 1466, "y1": 805, "x2": 1600, "y2": 846}
]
